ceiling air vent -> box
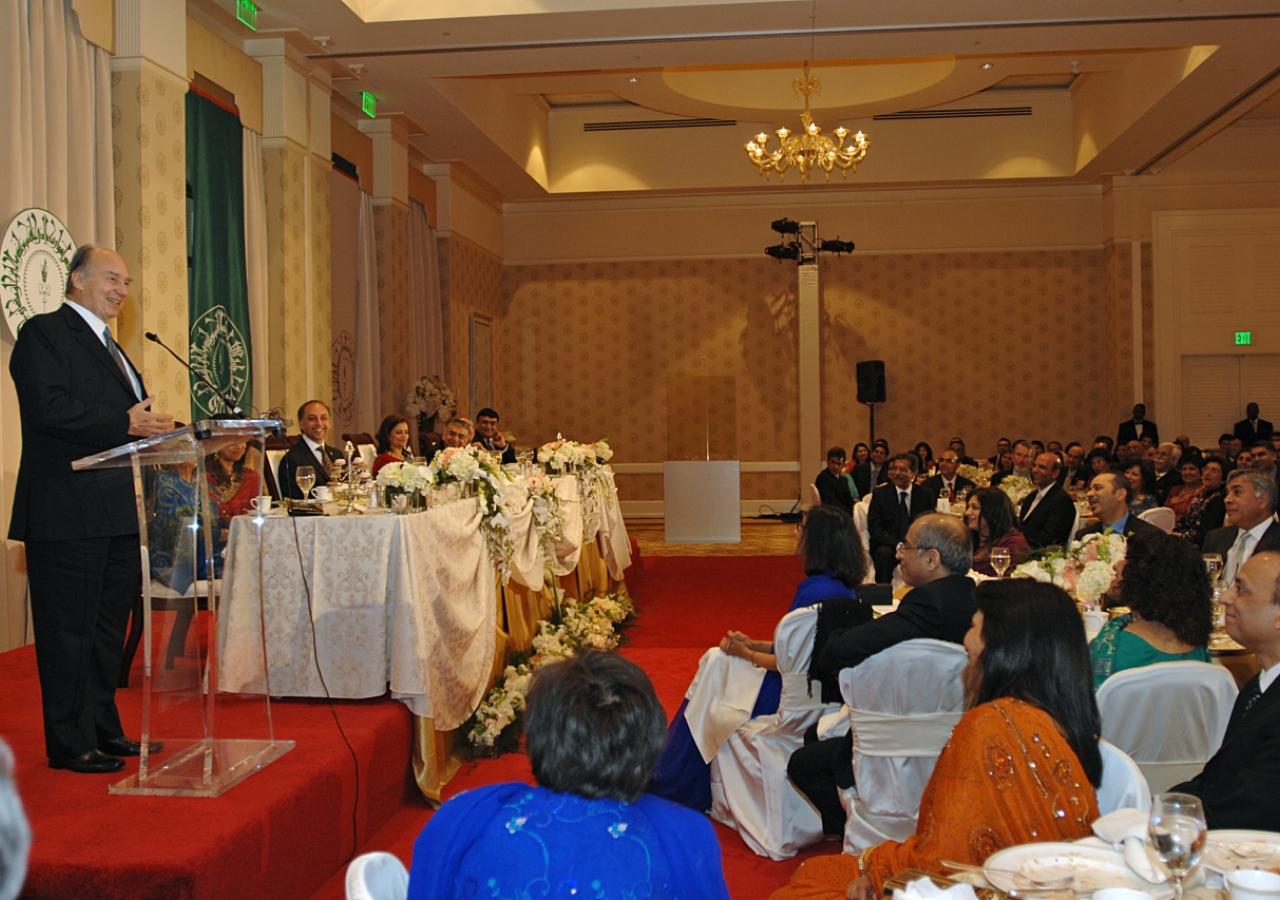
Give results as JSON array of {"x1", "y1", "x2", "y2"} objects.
[
  {"x1": 584, "y1": 117, "x2": 737, "y2": 132},
  {"x1": 874, "y1": 106, "x2": 1032, "y2": 121}
]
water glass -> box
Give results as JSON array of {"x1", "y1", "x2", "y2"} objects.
[
  {"x1": 1149, "y1": 792, "x2": 1207, "y2": 900},
  {"x1": 990, "y1": 547, "x2": 1012, "y2": 578}
]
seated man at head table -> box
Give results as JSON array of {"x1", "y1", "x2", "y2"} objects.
[
  {"x1": 1172, "y1": 551, "x2": 1280, "y2": 831},
  {"x1": 786, "y1": 514, "x2": 976, "y2": 838},
  {"x1": 472, "y1": 407, "x2": 517, "y2": 465},
  {"x1": 1201, "y1": 469, "x2": 1280, "y2": 583},
  {"x1": 277, "y1": 400, "x2": 342, "y2": 500},
  {"x1": 1075, "y1": 472, "x2": 1163, "y2": 540},
  {"x1": 426, "y1": 416, "x2": 474, "y2": 461}
]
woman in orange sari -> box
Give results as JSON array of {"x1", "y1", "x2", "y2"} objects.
[{"x1": 774, "y1": 580, "x2": 1102, "y2": 900}]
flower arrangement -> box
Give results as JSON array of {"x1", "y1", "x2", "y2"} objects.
[
  {"x1": 430, "y1": 445, "x2": 518, "y2": 583},
  {"x1": 404, "y1": 375, "x2": 456, "y2": 421},
  {"x1": 375, "y1": 460, "x2": 435, "y2": 492},
  {"x1": 537, "y1": 436, "x2": 613, "y2": 473},
  {"x1": 527, "y1": 475, "x2": 568, "y2": 586},
  {"x1": 998, "y1": 474, "x2": 1035, "y2": 506},
  {"x1": 1012, "y1": 531, "x2": 1127, "y2": 607}
]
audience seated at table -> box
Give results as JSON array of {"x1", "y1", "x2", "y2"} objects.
[
  {"x1": 1124, "y1": 461, "x2": 1160, "y2": 516},
  {"x1": 1078, "y1": 473, "x2": 1162, "y2": 540},
  {"x1": 963, "y1": 487, "x2": 1031, "y2": 577},
  {"x1": 912, "y1": 442, "x2": 936, "y2": 479},
  {"x1": 473, "y1": 407, "x2": 517, "y2": 465},
  {"x1": 1176, "y1": 456, "x2": 1229, "y2": 547},
  {"x1": 148, "y1": 461, "x2": 208, "y2": 592},
  {"x1": 405, "y1": 652, "x2": 731, "y2": 900},
  {"x1": 866, "y1": 453, "x2": 936, "y2": 582},
  {"x1": 650, "y1": 505, "x2": 870, "y2": 812},
  {"x1": 426, "y1": 416, "x2": 474, "y2": 461},
  {"x1": 1201, "y1": 469, "x2": 1280, "y2": 569},
  {"x1": 1090, "y1": 530, "x2": 1213, "y2": 689},
  {"x1": 814, "y1": 446, "x2": 857, "y2": 514},
  {"x1": 773, "y1": 580, "x2": 1100, "y2": 900},
  {"x1": 1172, "y1": 551, "x2": 1280, "y2": 831},
  {"x1": 1165, "y1": 455, "x2": 1205, "y2": 526},
  {"x1": 371, "y1": 414, "x2": 411, "y2": 476},
  {"x1": 206, "y1": 441, "x2": 262, "y2": 525}
]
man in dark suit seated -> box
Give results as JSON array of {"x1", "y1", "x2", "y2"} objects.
[
  {"x1": 923, "y1": 448, "x2": 974, "y2": 504},
  {"x1": 987, "y1": 436, "x2": 1011, "y2": 466},
  {"x1": 277, "y1": 400, "x2": 342, "y2": 500},
  {"x1": 474, "y1": 407, "x2": 517, "y2": 465},
  {"x1": 1152, "y1": 442, "x2": 1184, "y2": 505},
  {"x1": 990, "y1": 439, "x2": 1034, "y2": 487},
  {"x1": 1248, "y1": 439, "x2": 1279, "y2": 484},
  {"x1": 1019, "y1": 452, "x2": 1077, "y2": 549},
  {"x1": 1234, "y1": 403, "x2": 1274, "y2": 445},
  {"x1": 1076, "y1": 472, "x2": 1162, "y2": 540},
  {"x1": 814, "y1": 446, "x2": 856, "y2": 514},
  {"x1": 866, "y1": 454, "x2": 937, "y2": 582},
  {"x1": 1117, "y1": 403, "x2": 1158, "y2": 447},
  {"x1": 1058, "y1": 442, "x2": 1089, "y2": 492},
  {"x1": 787, "y1": 514, "x2": 976, "y2": 836},
  {"x1": 1172, "y1": 551, "x2": 1280, "y2": 830},
  {"x1": 1201, "y1": 469, "x2": 1280, "y2": 583},
  {"x1": 850, "y1": 440, "x2": 889, "y2": 498},
  {"x1": 947, "y1": 437, "x2": 978, "y2": 468},
  {"x1": 427, "y1": 416, "x2": 474, "y2": 460}
]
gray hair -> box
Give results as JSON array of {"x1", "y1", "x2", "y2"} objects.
[
  {"x1": 0, "y1": 738, "x2": 30, "y2": 900},
  {"x1": 913, "y1": 513, "x2": 973, "y2": 576},
  {"x1": 1159, "y1": 442, "x2": 1183, "y2": 462},
  {"x1": 1227, "y1": 469, "x2": 1277, "y2": 514},
  {"x1": 65, "y1": 244, "x2": 101, "y2": 295}
]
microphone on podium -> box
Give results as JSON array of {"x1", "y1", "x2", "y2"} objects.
[{"x1": 144, "y1": 331, "x2": 245, "y2": 419}]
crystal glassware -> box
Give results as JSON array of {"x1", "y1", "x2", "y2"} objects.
[
  {"x1": 990, "y1": 547, "x2": 1012, "y2": 578},
  {"x1": 1149, "y1": 792, "x2": 1207, "y2": 900},
  {"x1": 295, "y1": 465, "x2": 316, "y2": 503}
]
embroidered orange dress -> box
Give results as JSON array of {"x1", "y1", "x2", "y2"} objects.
[{"x1": 772, "y1": 697, "x2": 1099, "y2": 900}]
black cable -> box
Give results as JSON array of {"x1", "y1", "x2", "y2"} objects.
[{"x1": 290, "y1": 516, "x2": 362, "y2": 862}]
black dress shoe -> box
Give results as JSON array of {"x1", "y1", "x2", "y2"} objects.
[
  {"x1": 99, "y1": 737, "x2": 164, "y2": 757},
  {"x1": 49, "y1": 750, "x2": 126, "y2": 774}
]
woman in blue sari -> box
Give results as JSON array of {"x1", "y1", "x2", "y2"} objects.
[{"x1": 650, "y1": 504, "x2": 870, "y2": 811}]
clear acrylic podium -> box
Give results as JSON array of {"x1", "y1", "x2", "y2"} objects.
[{"x1": 72, "y1": 418, "x2": 294, "y2": 796}]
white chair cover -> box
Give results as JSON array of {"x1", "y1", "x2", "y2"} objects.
[
  {"x1": 1068, "y1": 506, "x2": 1083, "y2": 542},
  {"x1": 809, "y1": 483, "x2": 822, "y2": 508},
  {"x1": 838, "y1": 638, "x2": 968, "y2": 855},
  {"x1": 682, "y1": 648, "x2": 767, "y2": 764},
  {"x1": 346, "y1": 851, "x2": 409, "y2": 900},
  {"x1": 357, "y1": 442, "x2": 377, "y2": 471},
  {"x1": 710, "y1": 606, "x2": 841, "y2": 860},
  {"x1": 1096, "y1": 661, "x2": 1238, "y2": 794},
  {"x1": 1139, "y1": 507, "x2": 1175, "y2": 534},
  {"x1": 1097, "y1": 739, "x2": 1151, "y2": 815},
  {"x1": 853, "y1": 497, "x2": 872, "y2": 554}
]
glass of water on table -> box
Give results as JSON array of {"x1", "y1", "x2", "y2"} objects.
[{"x1": 1149, "y1": 792, "x2": 1207, "y2": 900}]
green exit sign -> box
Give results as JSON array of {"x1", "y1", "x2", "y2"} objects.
[
  {"x1": 362, "y1": 91, "x2": 377, "y2": 118},
  {"x1": 236, "y1": 0, "x2": 257, "y2": 30},
  {"x1": 1236, "y1": 331, "x2": 1252, "y2": 345}
]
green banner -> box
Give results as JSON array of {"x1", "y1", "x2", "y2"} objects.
[{"x1": 185, "y1": 92, "x2": 251, "y2": 420}]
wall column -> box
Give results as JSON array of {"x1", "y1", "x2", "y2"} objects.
[
  {"x1": 798, "y1": 263, "x2": 821, "y2": 505},
  {"x1": 111, "y1": 0, "x2": 191, "y2": 417}
]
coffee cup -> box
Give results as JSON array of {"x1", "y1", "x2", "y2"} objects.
[
  {"x1": 312, "y1": 486, "x2": 332, "y2": 502},
  {"x1": 251, "y1": 495, "x2": 273, "y2": 515},
  {"x1": 1228, "y1": 870, "x2": 1280, "y2": 900}
]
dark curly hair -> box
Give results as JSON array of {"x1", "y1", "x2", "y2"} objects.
[
  {"x1": 967, "y1": 487, "x2": 1017, "y2": 550},
  {"x1": 1125, "y1": 460, "x2": 1158, "y2": 497},
  {"x1": 800, "y1": 504, "x2": 868, "y2": 588},
  {"x1": 375, "y1": 415, "x2": 410, "y2": 455},
  {"x1": 1119, "y1": 530, "x2": 1213, "y2": 647}
]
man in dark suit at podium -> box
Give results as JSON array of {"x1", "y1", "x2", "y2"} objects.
[
  {"x1": 278, "y1": 400, "x2": 342, "y2": 500},
  {"x1": 8, "y1": 246, "x2": 175, "y2": 774}
]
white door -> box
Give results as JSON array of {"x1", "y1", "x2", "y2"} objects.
[{"x1": 1181, "y1": 354, "x2": 1280, "y2": 449}]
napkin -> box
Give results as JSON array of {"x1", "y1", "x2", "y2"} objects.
[
  {"x1": 898, "y1": 877, "x2": 978, "y2": 900},
  {"x1": 1091, "y1": 808, "x2": 1207, "y2": 888}
]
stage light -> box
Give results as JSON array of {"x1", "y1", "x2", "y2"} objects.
[
  {"x1": 771, "y1": 218, "x2": 800, "y2": 234},
  {"x1": 820, "y1": 239, "x2": 855, "y2": 254},
  {"x1": 765, "y1": 243, "x2": 800, "y2": 261}
]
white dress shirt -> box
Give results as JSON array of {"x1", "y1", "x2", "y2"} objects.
[
  {"x1": 1024, "y1": 484, "x2": 1052, "y2": 517},
  {"x1": 1225, "y1": 519, "x2": 1273, "y2": 584},
  {"x1": 65, "y1": 300, "x2": 143, "y2": 400}
]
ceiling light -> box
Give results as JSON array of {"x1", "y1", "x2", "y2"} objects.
[
  {"x1": 744, "y1": 63, "x2": 870, "y2": 184},
  {"x1": 629, "y1": 77, "x2": 639, "y2": 83},
  {"x1": 981, "y1": 63, "x2": 993, "y2": 70}
]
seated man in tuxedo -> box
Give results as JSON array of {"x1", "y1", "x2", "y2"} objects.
[
  {"x1": 991, "y1": 439, "x2": 1033, "y2": 487},
  {"x1": 1172, "y1": 551, "x2": 1280, "y2": 830},
  {"x1": 1118, "y1": 403, "x2": 1158, "y2": 446},
  {"x1": 1202, "y1": 470, "x2": 1280, "y2": 583},
  {"x1": 1152, "y1": 442, "x2": 1184, "y2": 505},
  {"x1": 1059, "y1": 442, "x2": 1089, "y2": 492},
  {"x1": 427, "y1": 416, "x2": 474, "y2": 460},
  {"x1": 787, "y1": 514, "x2": 976, "y2": 836},
  {"x1": 851, "y1": 440, "x2": 889, "y2": 498},
  {"x1": 814, "y1": 446, "x2": 856, "y2": 514},
  {"x1": 1234, "y1": 402, "x2": 1274, "y2": 444},
  {"x1": 923, "y1": 448, "x2": 973, "y2": 504},
  {"x1": 278, "y1": 400, "x2": 342, "y2": 500},
  {"x1": 473, "y1": 407, "x2": 517, "y2": 465},
  {"x1": 987, "y1": 436, "x2": 1011, "y2": 466},
  {"x1": 1019, "y1": 452, "x2": 1077, "y2": 549},
  {"x1": 1248, "y1": 439, "x2": 1278, "y2": 484},
  {"x1": 1077, "y1": 472, "x2": 1162, "y2": 540},
  {"x1": 866, "y1": 453, "x2": 936, "y2": 582},
  {"x1": 947, "y1": 437, "x2": 978, "y2": 467}
]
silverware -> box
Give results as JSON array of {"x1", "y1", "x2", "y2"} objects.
[{"x1": 940, "y1": 860, "x2": 1076, "y2": 891}]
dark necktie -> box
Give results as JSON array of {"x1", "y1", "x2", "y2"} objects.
[
  {"x1": 102, "y1": 327, "x2": 138, "y2": 399},
  {"x1": 899, "y1": 490, "x2": 910, "y2": 528},
  {"x1": 1240, "y1": 677, "x2": 1264, "y2": 719}
]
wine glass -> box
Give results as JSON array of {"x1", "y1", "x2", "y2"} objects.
[
  {"x1": 990, "y1": 547, "x2": 1012, "y2": 578},
  {"x1": 295, "y1": 465, "x2": 316, "y2": 503},
  {"x1": 1149, "y1": 792, "x2": 1207, "y2": 900},
  {"x1": 1202, "y1": 553, "x2": 1224, "y2": 585}
]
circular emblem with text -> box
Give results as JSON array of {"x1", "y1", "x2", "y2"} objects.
[
  {"x1": 1, "y1": 209, "x2": 75, "y2": 340},
  {"x1": 189, "y1": 306, "x2": 249, "y2": 417}
]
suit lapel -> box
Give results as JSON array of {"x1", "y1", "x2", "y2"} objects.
[
  {"x1": 1218, "y1": 675, "x2": 1280, "y2": 753},
  {"x1": 61, "y1": 304, "x2": 139, "y2": 399}
]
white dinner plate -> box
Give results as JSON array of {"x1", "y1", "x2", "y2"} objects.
[
  {"x1": 1202, "y1": 830, "x2": 1280, "y2": 873},
  {"x1": 984, "y1": 842, "x2": 1173, "y2": 899}
]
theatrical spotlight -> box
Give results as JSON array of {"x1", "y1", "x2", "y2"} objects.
[
  {"x1": 820, "y1": 239, "x2": 855, "y2": 254},
  {"x1": 771, "y1": 218, "x2": 800, "y2": 234},
  {"x1": 765, "y1": 243, "x2": 800, "y2": 261}
]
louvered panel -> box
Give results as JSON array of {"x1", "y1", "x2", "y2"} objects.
[
  {"x1": 1239, "y1": 356, "x2": 1280, "y2": 428},
  {"x1": 1253, "y1": 244, "x2": 1280, "y2": 313},
  {"x1": 1184, "y1": 244, "x2": 1235, "y2": 316},
  {"x1": 1181, "y1": 356, "x2": 1239, "y2": 449}
]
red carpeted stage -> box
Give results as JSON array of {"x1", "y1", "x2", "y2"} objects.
[{"x1": 4, "y1": 553, "x2": 841, "y2": 900}]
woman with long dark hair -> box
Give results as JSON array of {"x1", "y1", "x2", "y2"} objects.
[
  {"x1": 372, "y1": 414, "x2": 412, "y2": 476},
  {"x1": 1125, "y1": 461, "x2": 1159, "y2": 515},
  {"x1": 774, "y1": 580, "x2": 1101, "y2": 900},
  {"x1": 1177, "y1": 456, "x2": 1229, "y2": 547},
  {"x1": 963, "y1": 487, "x2": 1031, "y2": 576}
]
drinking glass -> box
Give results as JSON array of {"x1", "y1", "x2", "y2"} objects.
[
  {"x1": 295, "y1": 465, "x2": 316, "y2": 503},
  {"x1": 1202, "y1": 553, "x2": 1224, "y2": 585},
  {"x1": 1149, "y1": 792, "x2": 1207, "y2": 900},
  {"x1": 990, "y1": 547, "x2": 1012, "y2": 578}
]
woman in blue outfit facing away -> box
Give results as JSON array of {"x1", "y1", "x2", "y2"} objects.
[{"x1": 650, "y1": 504, "x2": 870, "y2": 811}]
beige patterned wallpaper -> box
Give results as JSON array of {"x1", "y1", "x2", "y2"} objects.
[
  {"x1": 309, "y1": 156, "x2": 333, "y2": 413},
  {"x1": 440, "y1": 234, "x2": 504, "y2": 421},
  {"x1": 375, "y1": 202, "x2": 411, "y2": 419},
  {"x1": 111, "y1": 64, "x2": 191, "y2": 419},
  {"x1": 263, "y1": 143, "x2": 314, "y2": 416},
  {"x1": 1141, "y1": 241, "x2": 1154, "y2": 407}
]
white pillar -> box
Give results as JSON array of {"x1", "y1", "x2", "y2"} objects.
[{"x1": 798, "y1": 262, "x2": 821, "y2": 506}]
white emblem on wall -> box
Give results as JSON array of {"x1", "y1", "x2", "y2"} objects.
[
  {"x1": 1, "y1": 209, "x2": 75, "y2": 340},
  {"x1": 189, "y1": 306, "x2": 249, "y2": 417}
]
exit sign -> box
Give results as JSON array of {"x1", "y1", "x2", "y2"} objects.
[
  {"x1": 1236, "y1": 331, "x2": 1252, "y2": 345},
  {"x1": 236, "y1": 0, "x2": 257, "y2": 30},
  {"x1": 362, "y1": 91, "x2": 377, "y2": 118}
]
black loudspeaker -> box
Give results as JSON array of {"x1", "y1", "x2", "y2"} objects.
[{"x1": 856, "y1": 360, "x2": 886, "y2": 404}]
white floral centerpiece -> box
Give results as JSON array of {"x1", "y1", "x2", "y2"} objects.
[
  {"x1": 957, "y1": 464, "x2": 991, "y2": 488},
  {"x1": 538, "y1": 435, "x2": 590, "y2": 472},
  {"x1": 375, "y1": 460, "x2": 435, "y2": 511},
  {"x1": 430, "y1": 445, "x2": 520, "y2": 582},
  {"x1": 998, "y1": 474, "x2": 1036, "y2": 506},
  {"x1": 1012, "y1": 531, "x2": 1127, "y2": 607},
  {"x1": 405, "y1": 375, "x2": 456, "y2": 422},
  {"x1": 538, "y1": 436, "x2": 617, "y2": 537}
]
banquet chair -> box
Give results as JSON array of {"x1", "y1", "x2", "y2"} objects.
[
  {"x1": 1096, "y1": 739, "x2": 1151, "y2": 815},
  {"x1": 808, "y1": 483, "x2": 822, "y2": 508},
  {"x1": 342, "y1": 432, "x2": 378, "y2": 470},
  {"x1": 263, "y1": 434, "x2": 299, "y2": 500},
  {"x1": 118, "y1": 579, "x2": 221, "y2": 687},
  {"x1": 345, "y1": 851, "x2": 409, "y2": 900},
  {"x1": 1068, "y1": 505, "x2": 1083, "y2": 542},
  {"x1": 852, "y1": 497, "x2": 872, "y2": 554},
  {"x1": 838, "y1": 638, "x2": 968, "y2": 854},
  {"x1": 709, "y1": 605, "x2": 843, "y2": 860},
  {"x1": 1096, "y1": 661, "x2": 1238, "y2": 794},
  {"x1": 1138, "y1": 507, "x2": 1176, "y2": 534}
]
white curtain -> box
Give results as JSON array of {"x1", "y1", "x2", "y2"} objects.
[
  {"x1": 354, "y1": 192, "x2": 382, "y2": 433},
  {"x1": 243, "y1": 128, "x2": 271, "y2": 417},
  {"x1": 408, "y1": 199, "x2": 444, "y2": 379}
]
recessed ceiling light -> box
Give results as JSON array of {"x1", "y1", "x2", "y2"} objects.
[
  {"x1": 981, "y1": 63, "x2": 993, "y2": 70},
  {"x1": 629, "y1": 77, "x2": 639, "y2": 83}
]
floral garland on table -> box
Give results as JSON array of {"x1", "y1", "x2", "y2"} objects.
[
  {"x1": 375, "y1": 460, "x2": 435, "y2": 493},
  {"x1": 1011, "y1": 531, "x2": 1127, "y2": 607},
  {"x1": 538, "y1": 436, "x2": 616, "y2": 538},
  {"x1": 527, "y1": 474, "x2": 568, "y2": 582},
  {"x1": 998, "y1": 474, "x2": 1036, "y2": 507},
  {"x1": 464, "y1": 591, "x2": 637, "y2": 753},
  {"x1": 404, "y1": 375, "x2": 456, "y2": 421},
  {"x1": 433, "y1": 446, "x2": 519, "y2": 584}
]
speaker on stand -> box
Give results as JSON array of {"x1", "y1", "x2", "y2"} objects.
[{"x1": 856, "y1": 360, "x2": 886, "y2": 446}]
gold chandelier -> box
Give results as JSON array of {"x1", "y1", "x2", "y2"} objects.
[{"x1": 744, "y1": 64, "x2": 870, "y2": 184}]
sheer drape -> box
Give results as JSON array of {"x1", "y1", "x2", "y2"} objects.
[
  {"x1": 408, "y1": 200, "x2": 444, "y2": 380},
  {"x1": 354, "y1": 192, "x2": 382, "y2": 432},
  {"x1": 243, "y1": 129, "x2": 270, "y2": 417}
]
